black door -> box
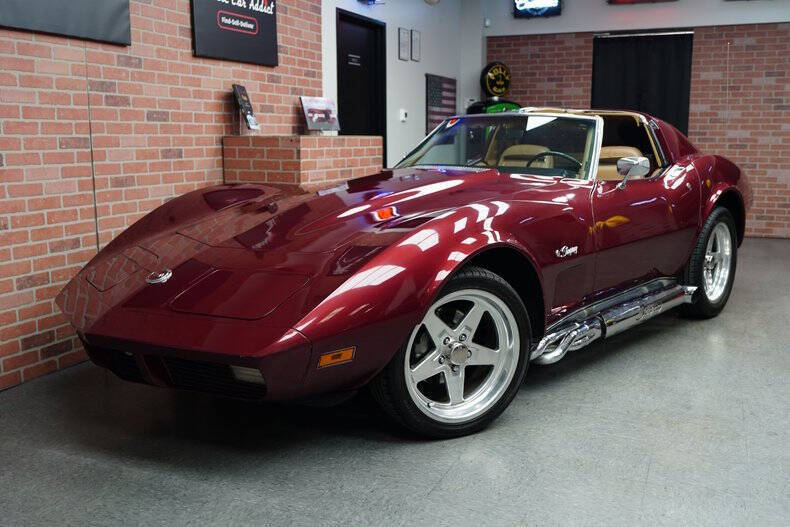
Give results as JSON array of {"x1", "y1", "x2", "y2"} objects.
[
  {"x1": 336, "y1": 9, "x2": 386, "y2": 157},
  {"x1": 592, "y1": 32, "x2": 693, "y2": 134}
]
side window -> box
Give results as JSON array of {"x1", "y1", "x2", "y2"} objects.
[{"x1": 598, "y1": 116, "x2": 660, "y2": 181}]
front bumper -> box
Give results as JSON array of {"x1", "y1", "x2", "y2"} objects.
[{"x1": 84, "y1": 333, "x2": 312, "y2": 401}]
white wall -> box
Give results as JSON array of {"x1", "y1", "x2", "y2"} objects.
[
  {"x1": 481, "y1": 0, "x2": 790, "y2": 37},
  {"x1": 458, "y1": 0, "x2": 488, "y2": 112},
  {"x1": 322, "y1": 0, "x2": 464, "y2": 167},
  {"x1": 454, "y1": 0, "x2": 790, "y2": 112},
  {"x1": 321, "y1": 0, "x2": 790, "y2": 166}
]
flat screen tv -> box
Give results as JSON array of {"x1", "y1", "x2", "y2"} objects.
[{"x1": 513, "y1": 0, "x2": 562, "y2": 19}]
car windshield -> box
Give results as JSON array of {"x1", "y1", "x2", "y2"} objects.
[{"x1": 396, "y1": 114, "x2": 598, "y2": 180}]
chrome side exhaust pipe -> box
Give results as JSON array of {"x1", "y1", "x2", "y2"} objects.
[
  {"x1": 532, "y1": 284, "x2": 696, "y2": 365},
  {"x1": 531, "y1": 319, "x2": 603, "y2": 365},
  {"x1": 602, "y1": 285, "x2": 696, "y2": 338}
]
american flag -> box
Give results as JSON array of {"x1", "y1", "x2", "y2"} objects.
[{"x1": 426, "y1": 74, "x2": 457, "y2": 133}]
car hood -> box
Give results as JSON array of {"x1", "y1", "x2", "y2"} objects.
[
  {"x1": 174, "y1": 166, "x2": 500, "y2": 253},
  {"x1": 57, "y1": 166, "x2": 510, "y2": 338}
]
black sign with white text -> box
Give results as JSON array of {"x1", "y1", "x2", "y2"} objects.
[
  {"x1": 191, "y1": 0, "x2": 278, "y2": 67},
  {"x1": 0, "y1": 0, "x2": 130, "y2": 45}
]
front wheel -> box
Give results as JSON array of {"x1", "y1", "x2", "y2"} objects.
[
  {"x1": 370, "y1": 267, "x2": 531, "y2": 438},
  {"x1": 681, "y1": 207, "x2": 738, "y2": 318}
]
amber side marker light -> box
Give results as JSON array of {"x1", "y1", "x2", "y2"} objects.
[{"x1": 318, "y1": 347, "x2": 356, "y2": 368}]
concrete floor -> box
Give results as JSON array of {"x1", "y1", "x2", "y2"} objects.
[{"x1": 1, "y1": 238, "x2": 788, "y2": 526}]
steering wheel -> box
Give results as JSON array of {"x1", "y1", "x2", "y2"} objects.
[{"x1": 526, "y1": 151, "x2": 582, "y2": 171}]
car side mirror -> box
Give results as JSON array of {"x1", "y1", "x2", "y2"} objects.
[{"x1": 615, "y1": 156, "x2": 651, "y2": 189}]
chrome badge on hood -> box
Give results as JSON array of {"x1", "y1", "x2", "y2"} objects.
[{"x1": 146, "y1": 269, "x2": 173, "y2": 284}]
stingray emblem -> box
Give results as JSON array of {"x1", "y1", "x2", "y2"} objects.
[
  {"x1": 146, "y1": 269, "x2": 172, "y2": 285},
  {"x1": 555, "y1": 245, "x2": 578, "y2": 258}
]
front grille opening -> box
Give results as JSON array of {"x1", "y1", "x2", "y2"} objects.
[
  {"x1": 162, "y1": 357, "x2": 267, "y2": 400},
  {"x1": 104, "y1": 350, "x2": 147, "y2": 384}
]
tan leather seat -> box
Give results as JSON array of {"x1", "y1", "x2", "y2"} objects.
[
  {"x1": 597, "y1": 146, "x2": 644, "y2": 181},
  {"x1": 498, "y1": 144, "x2": 554, "y2": 169}
]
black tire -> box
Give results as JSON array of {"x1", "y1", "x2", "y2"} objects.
[
  {"x1": 681, "y1": 207, "x2": 738, "y2": 319},
  {"x1": 369, "y1": 266, "x2": 531, "y2": 439}
]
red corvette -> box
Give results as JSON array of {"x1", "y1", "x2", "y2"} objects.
[{"x1": 57, "y1": 109, "x2": 751, "y2": 437}]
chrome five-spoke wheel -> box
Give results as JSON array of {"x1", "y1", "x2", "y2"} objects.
[
  {"x1": 702, "y1": 222, "x2": 732, "y2": 303},
  {"x1": 370, "y1": 266, "x2": 530, "y2": 438},
  {"x1": 403, "y1": 288, "x2": 520, "y2": 424},
  {"x1": 682, "y1": 207, "x2": 737, "y2": 319}
]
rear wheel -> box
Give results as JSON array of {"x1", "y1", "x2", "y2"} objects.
[
  {"x1": 682, "y1": 207, "x2": 737, "y2": 318},
  {"x1": 370, "y1": 267, "x2": 530, "y2": 438}
]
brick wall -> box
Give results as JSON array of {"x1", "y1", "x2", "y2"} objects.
[
  {"x1": 0, "y1": 0, "x2": 323, "y2": 390},
  {"x1": 224, "y1": 135, "x2": 383, "y2": 187},
  {"x1": 487, "y1": 32, "x2": 593, "y2": 109},
  {"x1": 487, "y1": 22, "x2": 790, "y2": 238},
  {"x1": 689, "y1": 24, "x2": 790, "y2": 237}
]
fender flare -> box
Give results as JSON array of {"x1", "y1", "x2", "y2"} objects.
[
  {"x1": 418, "y1": 237, "x2": 546, "y2": 332},
  {"x1": 295, "y1": 204, "x2": 548, "y2": 362},
  {"x1": 704, "y1": 183, "x2": 746, "y2": 244}
]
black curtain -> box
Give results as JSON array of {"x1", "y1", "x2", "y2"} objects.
[{"x1": 592, "y1": 33, "x2": 693, "y2": 134}]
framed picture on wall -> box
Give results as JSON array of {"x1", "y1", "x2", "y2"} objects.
[
  {"x1": 299, "y1": 96, "x2": 340, "y2": 132},
  {"x1": 411, "y1": 30, "x2": 421, "y2": 61},
  {"x1": 398, "y1": 28, "x2": 410, "y2": 61},
  {"x1": 0, "y1": 0, "x2": 131, "y2": 45}
]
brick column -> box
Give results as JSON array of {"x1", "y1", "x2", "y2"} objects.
[{"x1": 223, "y1": 135, "x2": 384, "y2": 188}]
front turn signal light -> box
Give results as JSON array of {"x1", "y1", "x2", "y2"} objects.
[{"x1": 371, "y1": 207, "x2": 398, "y2": 222}]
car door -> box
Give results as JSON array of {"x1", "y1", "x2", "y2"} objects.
[
  {"x1": 591, "y1": 163, "x2": 701, "y2": 293},
  {"x1": 505, "y1": 112, "x2": 604, "y2": 323}
]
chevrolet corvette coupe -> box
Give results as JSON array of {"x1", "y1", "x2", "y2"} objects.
[{"x1": 57, "y1": 109, "x2": 751, "y2": 438}]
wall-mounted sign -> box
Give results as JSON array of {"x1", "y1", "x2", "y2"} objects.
[
  {"x1": 398, "y1": 28, "x2": 410, "y2": 61},
  {"x1": 411, "y1": 30, "x2": 421, "y2": 62},
  {"x1": 480, "y1": 62, "x2": 512, "y2": 98},
  {"x1": 608, "y1": 0, "x2": 676, "y2": 4},
  {"x1": 191, "y1": 0, "x2": 277, "y2": 67},
  {"x1": 513, "y1": 0, "x2": 562, "y2": 18},
  {"x1": 0, "y1": 0, "x2": 130, "y2": 45},
  {"x1": 233, "y1": 84, "x2": 260, "y2": 130},
  {"x1": 300, "y1": 97, "x2": 340, "y2": 132}
]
